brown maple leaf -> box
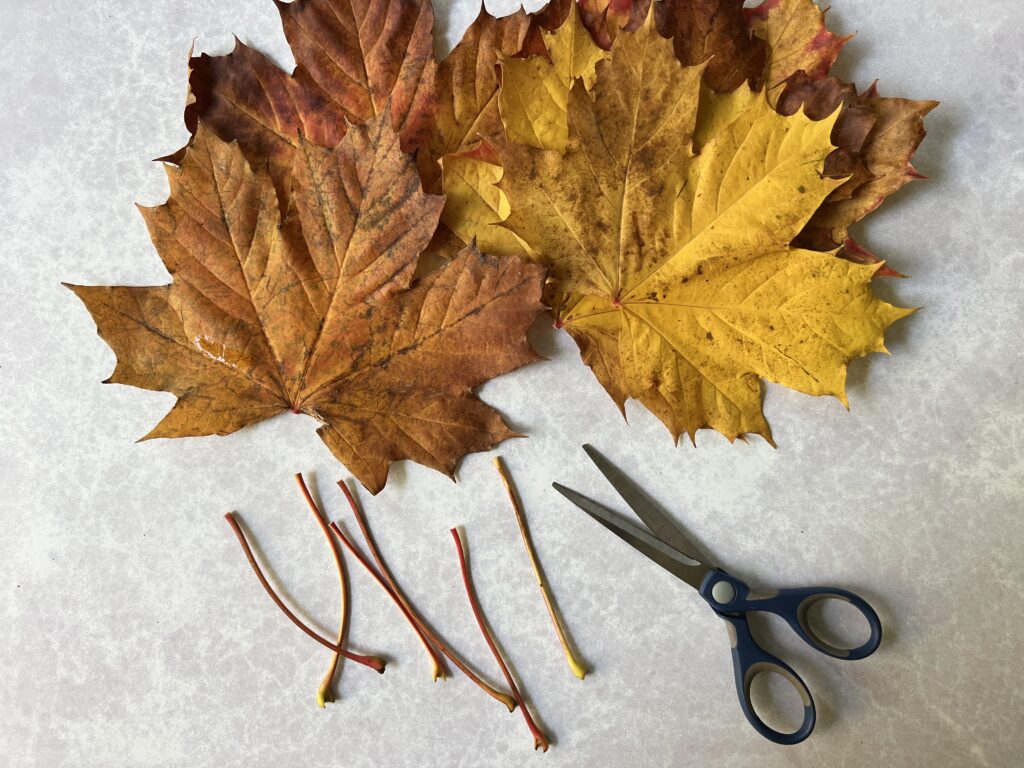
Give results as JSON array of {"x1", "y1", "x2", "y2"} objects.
[
  {"x1": 168, "y1": 0, "x2": 436, "y2": 204},
  {"x1": 416, "y1": 6, "x2": 532, "y2": 194},
  {"x1": 654, "y1": 0, "x2": 767, "y2": 92},
  {"x1": 777, "y1": 73, "x2": 938, "y2": 254},
  {"x1": 68, "y1": 116, "x2": 545, "y2": 493},
  {"x1": 577, "y1": 0, "x2": 649, "y2": 49}
]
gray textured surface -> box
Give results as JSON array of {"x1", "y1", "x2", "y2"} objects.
[{"x1": 2, "y1": 0, "x2": 1022, "y2": 765}]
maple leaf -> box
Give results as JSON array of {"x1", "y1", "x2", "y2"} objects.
[
  {"x1": 497, "y1": 4, "x2": 608, "y2": 152},
  {"x1": 486, "y1": 9, "x2": 911, "y2": 442},
  {"x1": 577, "y1": 0, "x2": 843, "y2": 90},
  {"x1": 169, "y1": 0, "x2": 436, "y2": 203},
  {"x1": 413, "y1": 2, "x2": 572, "y2": 268},
  {"x1": 569, "y1": 0, "x2": 935, "y2": 271},
  {"x1": 427, "y1": 3, "x2": 583, "y2": 261},
  {"x1": 776, "y1": 73, "x2": 938, "y2": 252},
  {"x1": 439, "y1": 5, "x2": 608, "y2": 259},
  {"x1": 744, "y1": 0, "x2": 851, "y2": 86},
  {"x1": 416, "y1": 6, "x2": 533, "y2": 193},
  {"x1": 439, "y1": 140, "x2": 526, "y2": 259},
  {"x1": 577, "y1": 0, "x2": 649, "y2": 49},
  {"x1": 67, "y1": 116, "x2": 545, "y2": 493},
  {"x1": 416, "y1": 1, "x2": 576, "y2": 189},
  {"x1": 654, "y1": 0, "x2": 767, "y2": 92}
]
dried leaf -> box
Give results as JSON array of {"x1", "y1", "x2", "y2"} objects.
[
  {"x1": 440, "y1": 6, "x2": 608, "y2": 256},
  {"x1": 174, "y1": 0, "x2": 436, "y2": 203},
  {"x1": 745, "y1": 0, "x2": 852, "y2": 85},
  {"x1": 577, "y1": 0, "x2": 649, "y2": 49},
  {"x1": 440, "y1": 141, "x2": 524, "y2": 257},
  {"x1": 489, "y1": 10, "x2": 910, "y2": 442},
  {"x1": 68, "y1": 117, "x2": 545, "y2": 493},
  {"x1": 577, "y1": 0, "x2": 934, "y2": 266},
  {"x1": 654, "y1": 0, "x2": 767, "y2": 92},
  {"x1": 777, "y1": 75, "x2": 938, "y2": 249},
  {"x1": 416, "y1": 7, "x2": 532, "y2": 193},
  {"x1": 498, "y1": 4, "x2": 608, "y2": 152},
  {"x1": 417, "y1": 4, "x2": 571, "y2": 270},
  {"x1": 418, "y1": 8, "x2": 531, "y2": 260}
]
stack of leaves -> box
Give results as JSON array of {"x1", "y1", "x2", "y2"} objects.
[
  {"x1": 68, "y1": 0, "x2": 934, "y2": 492},
  {"x1": 442, "y1": 0, "x2": 934, "y2": 443}
]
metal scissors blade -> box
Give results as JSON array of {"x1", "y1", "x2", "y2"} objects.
[
  {"x1": 581, "y1": 444, "x2": 718, "y2": 568},
  {"x1": 552, "y1": 483, "x2": 711, "y2": 591}
]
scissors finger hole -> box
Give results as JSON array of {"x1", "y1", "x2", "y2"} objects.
[
  {"x1": 747, "y1": 667, "x2": 809, "y2": 736},
  {"x1": 803, "y1": 595, "x2": 872, "y2": 652}
]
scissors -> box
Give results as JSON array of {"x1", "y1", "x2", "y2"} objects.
[{"x1": 553, "y1": 445, "x2": 883, "y2": 745}]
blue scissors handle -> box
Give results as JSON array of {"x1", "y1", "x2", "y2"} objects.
[
  {"x1": 699, "y1": 570, "x2": 882, "y2": 744},
  {"x1": 699, "y1": 570, "x2": 883, "y2": 660},
  {"x1": 720, "y1": 613, "x2": 816, "y2": 745}
]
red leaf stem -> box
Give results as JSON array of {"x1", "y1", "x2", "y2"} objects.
[
  {"x1": 224, "y1": 512, "x2": 386, "y2": 673},
  {"x1": 450, "y1": 527, "x2": 550, "y2": 752}
]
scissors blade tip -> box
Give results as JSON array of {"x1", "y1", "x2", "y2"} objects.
[{"x1": 551, "y1": 482, "x2": 581, "y2": 502}]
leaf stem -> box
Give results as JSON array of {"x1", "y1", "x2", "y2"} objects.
[
  {"x1": 336, "y1": 480, "x2": 447, "y2": 681},
  {"x1": 224, "y1": 512, "x2": 386, "y2": 673},
  {"x1": 293, "y1": 473, "x2": 350, "y2": 707},
  {"x1": 327, "y1": 518, "x2": 516, "y2": 712},
  {"x1": 325, "y1": 517, "x2": 444, "y2": 681},
  {"x1": 494, "y1": 457, "x2": 587, "y2": 680},
  {"x1": 450, "y1": 527, "x2": 550, "y2": 752}
]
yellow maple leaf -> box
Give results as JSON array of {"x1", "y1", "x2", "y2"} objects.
[
  {"x1": 439, "y1": 141, "x2": 525, "y2": 257},
  {"x1": 439, "y1": 5, "x2": 606, "y2": 256},
  {"x1": 498, "y1": 4, "x2": 608, "y2": 152},
  {"x1": 481, "y1": 8, "x2": 911, "y2": 443}
]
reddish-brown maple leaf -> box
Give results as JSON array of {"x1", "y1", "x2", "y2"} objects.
[
  {"x1": 168, "y1": 0, "x2": 436, "y2": 204},
  {"x1": 68, "y1": 116, "x2": 545, "y2": 493},
  {"x1": 777, "y1": 73, "x2": 938, "y2": 254},
  {"x1": 577, "y1": 0, "x2": 649, "y2": 49},
  {"x1": 744, "y1": 0, "x2": 851, "y2": 85},
  {"x1": 654, "y1": 0, "x2": 767, "y2": 92}
]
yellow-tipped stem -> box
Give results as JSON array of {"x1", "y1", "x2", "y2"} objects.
[
  {"x1": 294, "y1": 473, "x2": 348, "y2": 707},
  {"x1": 494, "y1": 456, "x2": 587, "y2": 680},
  {"x1": 332, "y1": 483, "x2": 519, "y2": 710},
  {"x1": 336, "y1": 480, "x2": 448, "y2": 681}
]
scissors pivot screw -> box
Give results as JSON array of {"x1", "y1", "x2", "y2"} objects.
[{"x1": 711, "y1": 580, "x2": 736, "y2": 606}]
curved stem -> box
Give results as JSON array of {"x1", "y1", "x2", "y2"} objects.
[
  {"x1": 450, "y1": 527, "x2": 549, "y2": 752},
  {"x1": 224, "y1": 512, "x2": 385, "y2": 673},
  {"x1": 336, "y1": 480, "x2": 446, "y2": 681},
  {"x1": 325, "y1": 519, "x2": 444, "y2": 680},
  {"x1": 294, "y1": 473, "x2": 350, "y2": 706},
  {"x1": 328, "y1": 519, "x2": 516, "y2": 712}
]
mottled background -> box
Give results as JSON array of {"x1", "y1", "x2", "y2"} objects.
[{"x1": 1, "y1": 0, "x2": 1022, "y2": 765}]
